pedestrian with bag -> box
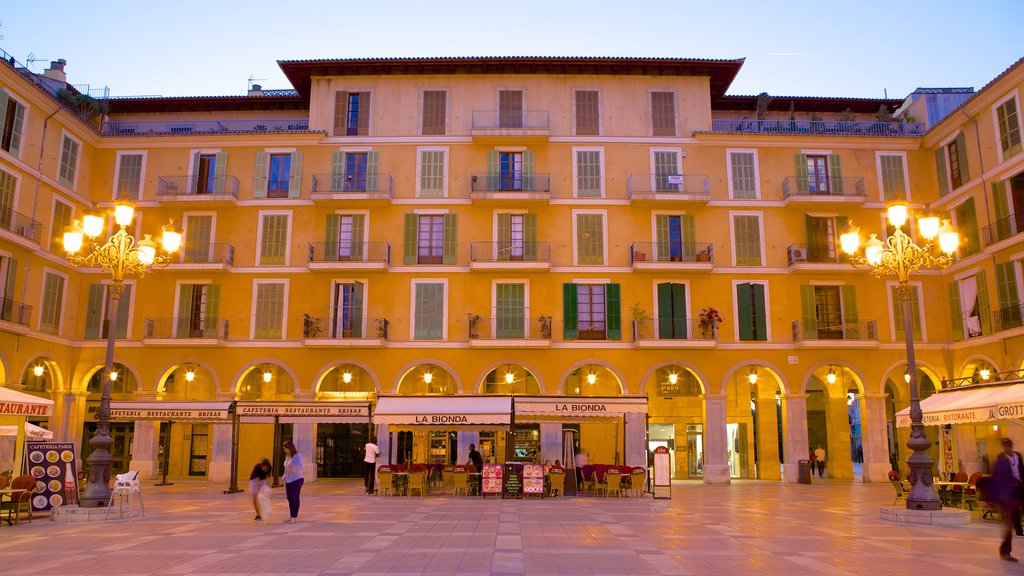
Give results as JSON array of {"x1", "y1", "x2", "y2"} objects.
[{"x1": 282, "y1": 440, "x2": 304, "y2": 524}]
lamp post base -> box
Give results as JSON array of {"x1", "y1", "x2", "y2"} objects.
[{"x1": 80, "y1": 446, "x2": 114, "y2": 508}]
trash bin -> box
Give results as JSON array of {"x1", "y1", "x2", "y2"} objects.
[{"x1": 798, "y1": 459, "x2": 812, "y2": 484}]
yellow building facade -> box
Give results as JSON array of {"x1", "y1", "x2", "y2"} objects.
[{"x1": 1, "y1": 54, "x2": 1022, "y2": 485}]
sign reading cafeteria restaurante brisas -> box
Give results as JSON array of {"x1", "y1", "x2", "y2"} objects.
[
  {"x1": 0, "y1": 402, "x2": 52, "y2": 417},
  {"x1": 236, "y1": 404, "x2": 369, "y2": 417},
  {"x1": 111, "y1": 408, "x2": 230, "y2": 420}
]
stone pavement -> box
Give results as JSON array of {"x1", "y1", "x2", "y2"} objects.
[{"x1": 0, "y1": 479, "x2": 1015, "y2": 575}]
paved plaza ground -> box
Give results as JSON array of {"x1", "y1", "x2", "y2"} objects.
[{"x1": 0, "y1": 479, "x2": 1015, "y2": 575}]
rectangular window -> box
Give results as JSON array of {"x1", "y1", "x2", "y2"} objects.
[
  {"x1": 182, "y1": 214, "x2": 213, "y2": 263},
  {"x1": 651, "y1": 92, "x2": 676, "y2": 136},
  {"x1": 253, "y1": 282, "x2": 285, "y2": 339},
  {"x1": 343, "y1": 152, "x2": 368, "y2": 191},
  {"x1": 575, "y1": 90, "x2": 599, "y2": 136},
  {"x1": 805, "y1": 215, "x2": 845, "y2": 263},
  {"x1": 498, "y1": 90, "x2": 523, "y2": 128},
  {"x1": 267, "y1": 153, "x2": 291, "y2": 198},
  {"x1": 334, "y1": 91, "x2": 370, "y2": 136},
  {"x1": 404, "y1": 213, "x2": 456, "y2": 265},
  {"x1": 84, "y1": 283, "x2": 133, "y2": 339},
  {"x1": 995, "y1": 261, "x2": 1022, "y2": 330},
  {"x1": 806, "y1": 155, "x2": 830, "y2": 193},
  {"x1": 996, "y1": 97, "x2": 1022, "y2": 158},
  {"x1": 577, "y1": 284, "x2": 606, "y2": 340},
  {"x1": 419, "y1": 150, "x2": 446, "y2": 197},
  {"x1": 51, "y1": 199, "x2": 73, "y2": 253},
  {"x1": 417, "y1": 215, "x2": 445, "y2": 264},
  {"x1": 497, "y1": 213, "x2": 536, "y2": 262},
  {"x1": 653, "y1": 151, "x2": 680, "y2": 192},
  {"x1": 948, "y1": 141, "x2": 963, "y2": 189},
  {"x1": 194, "y1": 153, "x2": 218, "y2": 194},
  {"x1": 655, "y1": 214, "x2": 697, "y2": 262},
  {"x1": 422, "y1": 90, "x2": 447, "y2": 136},
  {"x1": 879, "y1": 154, "x2": 907, "y2": 201},
  {"x1": 495, "y1": 283, "x2": 526, "y2": 338},
  {"x1": 736, "y1": 282, "x2": 767, "y2": 341},
  {"x1": 733, "y1": 214, "x2": 762, "y2": 266},
  {"x1": 729, "y1": 151, "x2": 758, "y2": 199},
  {"x1": 332, "y1": 282, "x2": 364, "y2": 338},
  {"x1": 890, "y1": 284, "x2": 923, "y2": 340},
  {"x1": 0, "y1": 169, "x2": 13, "y2": 231},
  {"x1": 953, "y1": 198, "x2": 981, "y2": 256},
  {"x1": 115, "y1": 153, "x2": 144, "y2": 200},
  {"x1": 414, "y1": 282, "x2": 445, "y2": 340},
  {"x1": 0, "y1": 90, "x2": 26, "y2": 157},
  {"x1": 575, "y1": 150, "x2": 602, "y2": 197},
  {"x1": 656, "y1": 282, "x2": 688, "y2": 339},
  {"x1": 58, "y1": 135, "x2": 79, "y2": 187},
  {"x1": 39, "y1": 271, "x2": 65, "y2": 334},
  {"x1": 576, "y1": 213, "x2": 605, "y2": 265},
  {"x1": 258, "y1": 214, "x2": 289, "y2": 265},
  {"x1": 499, "y1": 152, "x2": 524, "y2": 191},
  {"x1": 956, "y1": 272, "x2": 991, "y2": 338},
  {"x1": 176, "y1": 283, "x2": 220, "y2": 338},
  {"x1": 562, "y1": 283, "x2": 620, "y2": 340}
]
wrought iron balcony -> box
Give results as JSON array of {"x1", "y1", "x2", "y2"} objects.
[
  {"x1": 994, "y1": 303, "x2": 1024, "y2": 332},
  {"x1": 307, "y1": 242, "x2": 390, "y2": 264},
  {"x1": 0, "y1": 297, "x2": 31, "y2": 326},
  {"x1": 709, "y1": 119, "x2": 925, "y2": 136},
  {"x1": 470, "y1": 173, "x2": 551, "y2": 194},
  {"x1": 791, "y1": 319, "x2": 878, "y2": 341},
  {"x1": 157, "y1": 175, "x2": 240, "y2": 199},
  {"x1": 633, "y1": 318, "x2": 717, "y2": 341},
  {"x1": 143, "y1": 317, "x2": 228, "y2": 340},
  {"x1": 782, "y1": 176, "x2": 865, "y2": 199},
  {"x1": 471, "y1": 110, "x2": 549, "y2": 130},
  {"x1": 311, "y1": 172, "x2": 394, "y2": 197},
  {"x1": 102, "y1": 117, "x2": 310, "y2": 135},
  {"x1": 467, "y1": 316, "x2": 551, "y2": 341},
  {"x1": 0, "y1": 205, "x2": 42, "y2": 243},
  {"x1": 469, "y1": 242, "x2": 550, "y2": 263},
  {"x1": 302, "y1": 314, "x2": 388, "y2": 340},
  {"x1": 982, "y1": 212, "x2": 1024, "y2": 246},
  {"x1": 179, "y1": 243, "x2": 234, "y2": 265},
  {"x1": 786, "y1": 243, "x2": 848, "y2": 265},
  {"x1": 631, "y1": 242, "x2": 713, "y2": 264},
  {"x1": 627, "y1": 174, "x2": 710, "y2": 200}
]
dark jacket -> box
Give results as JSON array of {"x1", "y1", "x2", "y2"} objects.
[
  {"x1": 469, "y1": 449, "x2": 483, "y2": 472},
  {"x1": 990, "y1": 451, "x2": 1024, "y2": 504}
]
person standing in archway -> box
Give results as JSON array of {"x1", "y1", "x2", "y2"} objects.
[
  {"x1": 364, "y1": 439, "x2": 380, "y2": 495},
  {"x1": 814, "y1": 445, "x2": 826, "y2": 478}
]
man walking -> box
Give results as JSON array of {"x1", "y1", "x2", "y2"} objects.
[
  {"x1": 992, "y1": 438, "x2": 1024, "y2": 561},
  {"x1": 813, "y1": 445, "x2": 826, "y2": 478},
  {"x1": 364, "y1": 439, "x2": 380, "y2": 495}
]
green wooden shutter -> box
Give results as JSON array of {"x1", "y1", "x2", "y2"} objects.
[
  {"x1": 935, "y1": 148, "x2": 949, "y2": 196},
  {"x1": 948, "y1": 281, "x2": 963, "y2": 341},
  {"x1": 730, "y1": 152, "x2": 756, "y2": 199},
  {"x1": 213, "y1": 152, "x2": 227, "y2": 194},
  {"x1": 655, "y1": 215, "x2": 671, "y2": 262},
  {"x1": 880, "y1": 155, "x2": 906, "y2": 201},
  {"x1": 891, "y1": 286, "x2": 905, "y2": 340},
  {"x1": 413, "y1": 282, "x2": 443, "y2": 340},
  {"x1": 357, "y1": 92, "x2": 370, "y2": 135},
  {"x1": 522, "y1": 149, "x2": 535, "y2": 191},
  {"x1": 605, "y1": 283, "x2": 621, "y2": 340},
  {"x1": 891, "y1": 285, "x2": 922, "y2": 341},
  {"x1": 497, "y1": 213, "x2": 511, "y2": 261},
  {"x1": 523, "y1": 214, "x2": 537, "y2": 261},
  {"x1": 330, "y1": 151, "x2": 346, "y2": 191},
  {"x1": 324, "y1": 213, "x2": 341, "y2": 261},
  {"x1": 403, "y1": 214, "x2": 418, "y2": 265},
  {"x1": 954, "y1": 133, "x2": 969, "y2": 182},
  {"x1": 366, "y1": 151, "x2": 379, "y2": 192},
  {"x1": 829, "y1": 154, "x2": 844, "y2": 194},
  {"x1": 8, "y1": 100, "x2": 23, "y2": 158},
  {"x1": 0, "y1": 91, "x2": 8, "y2": 155},
  {"x1": 496, "y1": 283, "x2": 525, "y2": 338},
  {"x1": 85, "y1": 284, "x2": 104, "y2": 339},
  {"x1": 486, "y1": 150, "x2": 499, "y2": 190},
  {"x1": 3, "y1": 257, "x2": 16, "y2": 302},
  {"x1": 681, "y1": 214, "x2": 696, "y2": 260},
  {"x1": 183, "y1": 215, "x2": 212, "y2": 263},
  {"x1": 254, "y1": 283, "x2": 284, "y2": 339},
  {"x1": 656, "y1": 282, "x2": 673, "y2": 339},
  {"x1": 958, "y1": 198, "x2": 980, "y2": 255},
  {"x1": 254, "y1": 151, "x2": 269, "y2": 198},
  {"x1": 288, "y1": 151, "x2": 303, "y2": 198},
  {"x1": 176, "y1": 285, "x2": 194, "y2": 337},
  {"x1": 51, "y1": 200, "x2": 72, "y2": 252},
  {"x1": 752, "y1": 283, "x2": 767, "y2": 340},
  {"x1": 563, "y1": 283, "x2": 578, "y2": 340},
  {"x1": 977, "y1": 271, "x2": 992, "y2": 335},
  {"x1": 671, "y1": 283, "x2": 687, "y2": 338},
  {"x1": 841, "y1": 285, "x2": 858, "y2": 339},
  {"x1": 993, "y1": 181, "x2": 1010, "y2": 241},
  {"x1": 794, "y1": 153, "x2": 809, "y2": 193},
  {"x1": 996, "y1": 262, "x2": 1021, "y2": 312},
  {"x1": 39, "y1": 273, "x2": 64, "y2": 334},
  {"x1": 350, "y1": 214, "x2": 365, "y2": 260},
  {"x1": 204, "y1": 284, "x2": 221, "y2": 336},
  {"x1": 443, "y1": 213, "x2": 457, "y2": 265},
  {"x1": 333, "y1": 91, "x2": 348, "y2": 136},
  {"x1": 419, "y1": 150, "x2": 445, "y2": 197},
  {"x1": 352, "y1": 281, "x2": 364, "y2": 338},
  {"x1": 259, "y1": 214, "x2": 287, "y2": 265},
  {"x1": 734, "y1": 215, "x2": 762, "y2": 266},
  {"x1": 116, "y1": 284, "x2": 132, "y2": 339},
  {"x1": 189, "y1": 151, "x2": 202, "y2": 193},
  {"x1": 737, "y1": 283, "x2": 754, "y2": 340},
  {"x1": 800, "y1": 285, "x2": 818, "y2": 339}
]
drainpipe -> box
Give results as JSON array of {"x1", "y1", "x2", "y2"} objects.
[{"x1": 20, "y1": 106, "x2": 61, "y2": 309}]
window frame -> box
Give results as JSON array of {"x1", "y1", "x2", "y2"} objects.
[
  {"x1": 648, "y1": 90, "x2": 677, "y2": 137},
  {"x1": 874, "y1": 151, "x2": 910, "y2": 202},
  {"x1": 331, "y1": 278, "x2": 369, "y2": 338},
  {"x1": 39, "y1": 268, "x2": 68, "y2": 335},
  {"x1": 415, "y1": 146, "x2": 449, "y2": 198},
  {"x1": 420, "y1": 89, "x2": 449, "y2": 136},
  {"x1": 0, "y1": 91, "x2": 28, "y2": 158},
  {"x1": 652, "y1": 279, "x2": 691, "y2": 339},
  {"x1": 572, "y1": 89, "x2": 602, "y2": 136},
  {"x1": 250, "y1": 279, "x2": 289, "y2": 340},
  {"x1": 49, "y1": 195, "x2": 73, "y2": 252},
  {"x1": 731, "y1": 279, "x2": 771, "y2": 342},
  {"x1": 726, "y1": 148, "x2": 760, "y2": 200},
  {"x1": 572, "y1": 147, "x2": 605, "y2": 198},
  {"x1": 90, "y1": 279, "x2": 137, "y2": 340},
  {"x1": 0, "y1": 166, "x2": 19, "y2": 212},
  {"x1": 256, "y1": 210, "x2": 292, "y2": 266},
  {"x1": 57, "y1": 130, "x2": 82, "y2": 189},
  {"x1": 992, "y1": 90, "x2": 1023, "y2": 163},
  {"x1": 571, "y1": 209, "x2": 608, "y2": 267},
  {"x1": 491, "y1": 278, "x2": 530, "y2": 338},
  {"x1": 410, "y1": 278, "x2": 448, "y2": 341},
  {"x1": 112, "y1": 150, "x2": 147, "y2": 200},
  {"x1": 729, "y1": 211, "x2": 766, "y2": 267}
]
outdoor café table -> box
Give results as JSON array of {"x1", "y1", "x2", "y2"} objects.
[
  {"x1": 0, "y1": 488, "x2": 27, "y2": 526},
  {"x1": 933, "y1": 481, "x2": 968, "y2": 507}
]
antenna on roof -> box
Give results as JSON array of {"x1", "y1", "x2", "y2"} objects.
[
  {"x1": 884, "y1": 88, "x2": 888, "y2": 99},
  {"x1": 247, "y1": 75, "x2": 266, "y2": 91},
  {"x1": 26, "y1": 52, "x2": 49, "y2": 69}
]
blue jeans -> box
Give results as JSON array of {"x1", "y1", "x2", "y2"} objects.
[{"x1": 285, "y1": 478, "x2": 304, "y2": 518}]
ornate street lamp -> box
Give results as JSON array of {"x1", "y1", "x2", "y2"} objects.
[
  {"x1": 63, "y1": 200, "x2": 181, "y2": 506},
  {"x1": 840, "y1": 201, "x2": 958, "y2": 510}
]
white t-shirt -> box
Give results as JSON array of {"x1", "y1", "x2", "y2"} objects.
[
  {"x1": 364, "y1": 442, "x2": 380, "y2": 464},
  {"x1": 814, "y1": 448, "x2": 826, "y2": 462}
]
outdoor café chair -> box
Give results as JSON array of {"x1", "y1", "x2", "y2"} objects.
[
  {"x1": 453, "y1": 468, "x2": 469, "y2": 496},
  {"x1": 1, "y1": 474, "x2": 37, "y2": 525},
  {"x1": 961, "y1": 472, "x2": 983, "y2": 510},
  {"x1": 601, "y1": 469, "x2": 623, "y2": 497},
  {"x1": 106, "y1": 471, "x2": 144, "y2": 519},
  {"x1": 548, "y1": 469, "x2": 565, "y2": 497},
  {"x1": 407, "y1": 467, "x2": 428, "y2": 497},
  {"x1": 442, "y1": 466, "x2": 455, "y2": 494},
  {"x1": 629, "y1": 467, "x2": 646, "y2": 497},
  {"x1": 377, "y1": 467, "x2": 395, "y2": 496},
  {"x1": 887, "y1": 471, "x2": 907, "y2": 506}
]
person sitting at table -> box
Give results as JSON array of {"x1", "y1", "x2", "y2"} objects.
[{"x1": 543, "y1": 459, "x2": 553, "y2": 474}]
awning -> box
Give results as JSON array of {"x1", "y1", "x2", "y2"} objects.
[
  {"x1": 515, "y1": 396, "x2": 649, "y2": 418},
  {"x1": 236, "y1": 401, "x2": 370, "y2": 424},
  {"x1": 110, "y1": 401, "x2": 232, "y2": 422},
  {"x1": 374, "y1": 396, "x2": 512, "y2": 425},
  {"x1": 0, "y1": 387, "x2": 54, "y2": 417},
  {"x1": 895, "y1": 382, "x2": 1024, "y2": 427},
  {"x1": 0, "y1": 422, "x2": 53, "y2": 439}
]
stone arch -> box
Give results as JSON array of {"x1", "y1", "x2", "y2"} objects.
[
  {"x1": 232, "y1": 360, "x2": 299, "y2": 398},
  {"x1": 556, "y1": 359, "x2": 625, "y2": 395},
  {"x1": 81, "y1": 361, "x2": 141, "y2": 397},
  {"x1": 719, "y1": 361, "x2": 789, "y2": 396},
  {"x1": 474, "y1": 359, "x2": 546, "y2": 395},
  {"x1": 18, "y1": 354, "x2": 65, "y2": 394},
  {"x1": 956, "y1": 354, "x2": 1000, "y2": 380},
  {"x1": 878, "y1": 360, "x2": 944, "y2": 403},
  {"x1": 155, "y1": 359, "x2": 220, "y2": 400},
  {"x1": 394, "y1": 359, "x2": 461, "y2": 395},
  {"x1": 800, "y1": 362, "x2": 866, "y2": 397},
  {"x1": 312, "y1": 359, "x2": 382, "y2": 396},
  {"x1": 640, "y1": 361, "x2": 708, "y2": 396}
]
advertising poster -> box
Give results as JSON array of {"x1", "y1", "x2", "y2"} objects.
[
  {"x1": 26, "y1": 442, "x2": 78, "y2": 511},
  {"x1": 522, "y1": 463, "x2": 544, "y2": 494},
  {"x1": 481, "y1": 463, "x2": 503, "y2": 495},
  {"x1": 503, "y1": 462, "x2": 523, "y2": 498}
]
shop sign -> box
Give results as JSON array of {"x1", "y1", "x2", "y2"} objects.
[
  {"x1": 237, "y1": 404, "x2": 369, "y2": 418},
  {"x1": 111, "y1": 408, "x2": 229, "y2": 420},
  {"x1": 412, "y1": 415, "x2": 469, "y2": 424},
  {"x1": 0, "y1": 402, "x2": 52, "y2": 417},
  {"x1": 26, "y1": 442, "x2": 78, "y2": 511}
]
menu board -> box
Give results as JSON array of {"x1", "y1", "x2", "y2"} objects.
[
  {"x1": 502, "y1": 463, "x2": 523, "y2": 498},
  {"x1": 26, "y1": 442, "x2": 78, "y2": 511},
  {"x1": 652, "y1": 445, "x2": 670, "y2": 499},
  {"x1": 522, "y1": 463, "x2": 544, "y2": 495},
  {"x1": 481, "y1": 463, "x2": 503, "y2": 496}
]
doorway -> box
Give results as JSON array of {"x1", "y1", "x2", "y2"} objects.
[
  {"x1": 686, "y1": 423, "x2": 703, "y2": 478},
  {"x1": 316, "y1": 423, "x2": 368, "y2": 477},
  {"x1": 188, "y1": 424, "x2": 209, "y2": 476}
]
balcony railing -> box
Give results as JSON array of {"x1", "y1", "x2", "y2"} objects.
[
  {"x1": 471, "y1": 110, "x2": 550, "y2": 130},
  {"x1": 627, "y1": 174, "x2": 710, "y2": 199},
  {"x1": 982, "y1": 212, "x2": 1024, "y2": 246},
  {"x1": 307, "y1": 242, "x2": 390, "y2": 264},
  {"x1": 144, "y1": 317, "x2": 228, "y2": 339},
  {"x1": 0, "y1": 205, "x2": 42, "y2": 242},
  {"x1": 102, "y1": 117, "x2": 310, "y2": 135},
  {"x1": 994, "y1": 303, "x2": 1024, "y2": 332},
  {"x1": 157, "y1": 175, "x2": 240, "y2": 199},
  {"x1": 469, "y1": 173, "x2": 551, "y2": 193},
  {"x1": 633, "y1": 318, "x2": 717, "y2": 341},
  {"x1": 469, "y1": 242, "x2": 550, "y2": 263},
  {"x1": 631, "y1": 242, "x2": 713, "y2": 264},
  {"x1": 302, "y1": 314, "x2": 388, "y2": 340},
  {"x1": 709, "y1": 119, "x2": 926, "y2": 136},
  {"x1": 791, "y1": 319, "x2": 878, "y2": 341},
  {"x1": 782, "y1": 176, "x2": 865, "y2": 199},
  {"x1": 467, "y1": 316, "x2": 550, "y2": 340},
  {"x1": 0, "y1": 297, "x2": 31, "y2": 326},
  {"x1": 311, "y1": 173, "x2": 394, "y2": 196},
  {"x1": 786, "y1": 243, "x2": 847, "y2": 265},
  {"x1": 179, "y1": 243, "x2": 234, "y2": 265},
  {"x1": 942, "y1": 368, "x2": 1024, "y2": 390}
]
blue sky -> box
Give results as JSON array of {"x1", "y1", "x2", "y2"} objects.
[{"x1": 2, "y1": 0, "x2": 1020, "y2": 99}]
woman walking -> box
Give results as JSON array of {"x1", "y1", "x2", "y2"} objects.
[
  {"x1": 282, "y1": 440, "x2": 304, "y2": 523},
  {"x1": 249, "y1": 458, "x2": 271, "y2": 522}
]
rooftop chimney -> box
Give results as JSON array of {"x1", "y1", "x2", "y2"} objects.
[
  {"x1": 43, "y1": 59, "x2": 67, "y2": 83},
  {"x1": 248, "y1": 84, "x2": 263, "y2": 96}
]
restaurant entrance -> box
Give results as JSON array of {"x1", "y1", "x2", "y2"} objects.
[
  {"x1": 687, "y1": 423, "x2": 703, "y2": 478},
  {"x1": 82, "y1": 422, "x2": 133, "y2": 477},
  {"x1": 316, "y1": 423, "x2": 368, "y2": 477}
]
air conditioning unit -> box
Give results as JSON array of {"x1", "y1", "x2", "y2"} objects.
[{"x1": 787, "y1": 245, "x2": 808, "y2": 263}]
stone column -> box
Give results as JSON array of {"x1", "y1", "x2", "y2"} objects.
[
  {"x1": 208, "y1": 422, "x2": 233, "y2": 483},
  {"x1": 292, "y1": 421, "x2": 317, "y2": 482},
  {"x1": 130, "y1": 421, "x2": 161, "y2": 480},
  {"x1": 540, "y1": 423, "x2": 562, "y2": 465},
  {"x1": 755, "y1": 398, "x2": 781, "y2": 480},
  {"x1": 826, "y1": 398, "x2": 854, "y2": 480},
  {"x1": 702, "y1": 393, "x2": 730, "y2": 484},
  {"x1": 49, "y1": 391, "x2": 69, "y2": 442},
  {"x1": 376, "y1": 424, "x2": 391, "y2": 465},
  {"x1": 782, "y1": 394, "x2": 809, "y2": 483},
  {"x1": 859, "y1": 394, "x2": 891, "y2": 482},
  {"x1": 623, "y1": 413, "x2": 646, "y2": 467}
]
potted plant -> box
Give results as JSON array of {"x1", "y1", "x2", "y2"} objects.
[
  {"x1": 630, "y1": 303, "x2": 651, "y2": 339},
  {"x1": 698, "y1": 307, "x2": 723, "y2": 339},
  {"x1": 467, "y1": 313, "x2": 481, "y2": 339},
  {"x1": 538, "y1": 315, "x2": 552, "y2": 339}
]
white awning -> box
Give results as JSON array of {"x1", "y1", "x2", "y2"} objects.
[
  {"x1": 516, "y1": 396, "x2": 649, "y2": 418},
  {"x1": 110, "y1": 402, "x2": 232, "y2": 422},
  {"x1": 374, "y1": 396, "x2": 512, "y2": 425},
  {"x1": 0, "y1": 422, "x2": 53, "y2": 439},
  {"x1": 895, "y1": 382, "x2": 1024, "y2": 427},
  {"x1": 0, "y1": 387, "x2": 54, "y2": 417},
  {"x1": 237, "y1": 401, "x2": 370, "y2": 424}
]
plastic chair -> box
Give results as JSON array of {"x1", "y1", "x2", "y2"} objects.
[
  {"x1": 105, "y1": 470, "x2": 144, "y2": 519},
  {"x1": 548, "y1": 469, "x2": 565, "y2": 497},
  {"x1": 961, "y1": 472, "x2": 983, "y2": 510},
  {"x1": 601, "y1": 470, "x2": 623, "y2": 497},
  {"x1": 453, "y1": 469, "x2": 469, "y2": 496},
  {"x1": 630, "y1": 467, "x2": 646, "y2": 497},
  {"x1": 1, "y1": 474, "x2": 37, "y2": 524},
  {"x1": 442, "y1": 466, "x2": 455, "y2": 494},
  {"x1": 887, "y1": 470, "x2": 907, "y2": 506},
  {"x1": 377, "y1": 467, "x2": 394, "y2": 496},
  {"x1": 949, "y1": 471, "x2": 968, "y2": 508},
  {"x1": 407, "y1": 467, "x2": 428, "y2": 497},
  {"x1": 581, "y1": 465, "x2": 595, "y2": 494}
]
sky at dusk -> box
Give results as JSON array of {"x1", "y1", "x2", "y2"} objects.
[{"x1": 1, "y1": 0, "x2": 1020, "y2": 100}]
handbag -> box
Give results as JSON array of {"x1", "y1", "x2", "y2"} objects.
[{"x1": 257, "y1": 484, "x2": 273, "y2": 518}]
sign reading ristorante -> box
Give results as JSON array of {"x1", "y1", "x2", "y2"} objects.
[{"x1": 0, "y1": 401, "x2": 52, "y2": 417}]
